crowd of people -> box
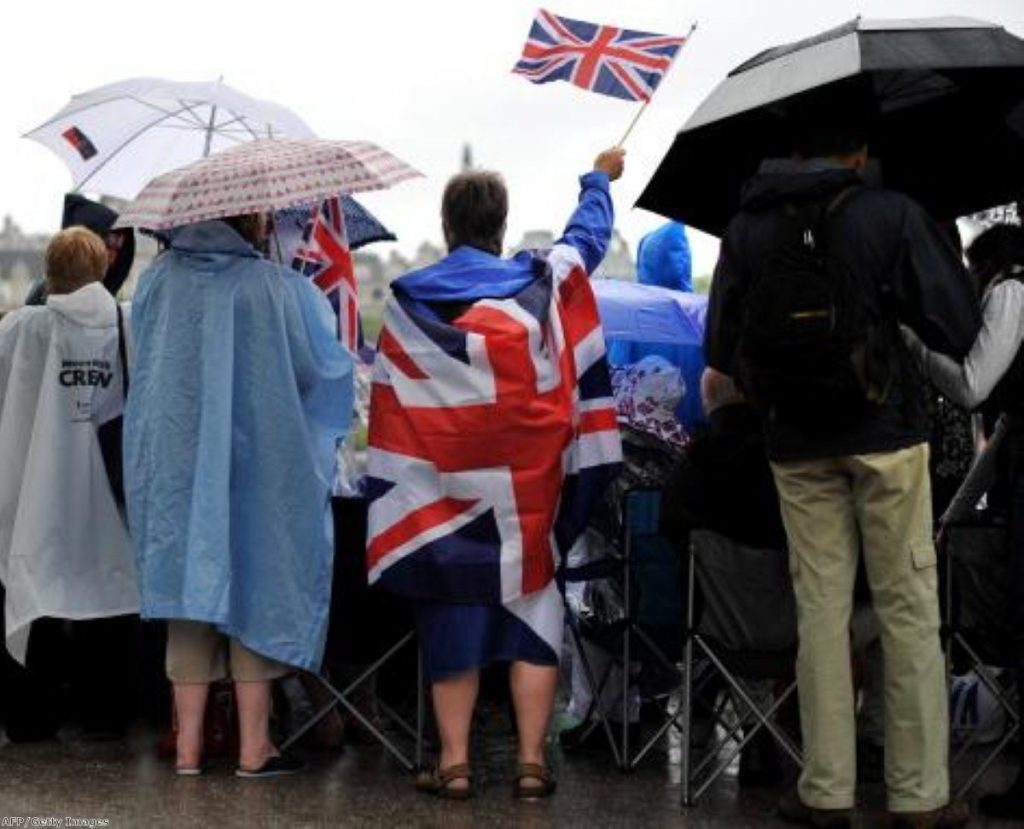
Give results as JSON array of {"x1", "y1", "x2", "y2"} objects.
[{"x1": 1, "y1": 87, "x2": 1023, "y2": 829}]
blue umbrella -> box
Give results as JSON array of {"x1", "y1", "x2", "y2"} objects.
[{"x1": 275, "y1": 195, "x2": 395, "y2": 251}]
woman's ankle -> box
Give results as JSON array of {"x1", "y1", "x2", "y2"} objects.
[
  {"x1": 175, "y1": 729, "x2": 203, "y2": 766},
  {"x1": 516, "y1": 749, "x2": 546, "y2": 768},
  {"x1": 438, "y1": 751, "x2": 469, "y2": 770},
  {"x1": 238, "y1": 741, "x2": 278, "y2": 771}
]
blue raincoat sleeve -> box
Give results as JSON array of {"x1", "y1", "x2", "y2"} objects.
[
  {"x1": 557, "y1": 171, "x2": 614, "y2": 275},
  {"x1": 125, "y1": 222, "x2": 353, "y2": 671}
]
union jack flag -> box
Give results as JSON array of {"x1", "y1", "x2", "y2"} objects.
[
  {"x1": 292, "y1": 197, "x2": 360, "y2": 352},
  {"x1": 512, "y1": 9, "x2": 687, "y2": 102},
  {"x1": 366, "y1": 244, "x2": 622, "y2": 607}
]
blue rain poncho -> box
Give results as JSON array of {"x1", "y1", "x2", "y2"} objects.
[
  {"x1": 125, "y1": 221, "x2": 353, "y2": 671},
  {"x1": 607, "y1": 221, "x2": 706, "y2": 429}
]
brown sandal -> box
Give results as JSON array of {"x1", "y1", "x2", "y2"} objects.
[
  {"x1": 415, "y1": 763, "x2": 474, "y2": 800},
  {"x1": 513, "y1": 763, "x2": 557, "y2": 800}
]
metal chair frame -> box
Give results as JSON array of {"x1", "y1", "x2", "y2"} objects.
[
  {"x1": 941, "y1": 529, "x2": 1021, "y2": 799},
  {"x1": 562, "y1": 486, "x2": 689, "y2": 770},
  {"x1": 281, "y1": 630, "x2": 427, "y2": 772},
  {"x1": 680, "y1": 530, "x2": 803, "y2": 807}
]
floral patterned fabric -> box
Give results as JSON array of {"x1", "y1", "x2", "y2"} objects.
[{"x1": 611, "y1": 356, "x2": 689, "y2": 450}]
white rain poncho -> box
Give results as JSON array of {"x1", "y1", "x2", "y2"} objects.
[{"x1": 0, "y1": 283, "x2": 138, "y2": 663}]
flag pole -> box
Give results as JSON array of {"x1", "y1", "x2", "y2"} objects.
[
  {"x1": 616, "y1": 21, "x2": 698, "y2": 147},
  {"x1": 617, "y1": 101, "x2": 651, "y2": 148}
]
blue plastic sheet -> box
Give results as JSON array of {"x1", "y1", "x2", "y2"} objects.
[{"x1": 594, "y1": 279, "x2": 707, "y2": 347}]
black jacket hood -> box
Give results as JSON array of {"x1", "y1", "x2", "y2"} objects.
[
  {"x1": 62, "y1": 194, "x2": 136, "y2": 296},
  {"x1": 740, "y1": 159, "x2": 863, "y2": 214},
  {"x1": 62, "y1": 193, "x2": 118, "y2": 234},
  {"x1": 25, "y1": 195, "x2": 137, "y2": 306}
]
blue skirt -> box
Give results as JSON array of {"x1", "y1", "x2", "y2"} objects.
[{"x1": 415, "y1": 601, "x2": 559, "y2": 684}]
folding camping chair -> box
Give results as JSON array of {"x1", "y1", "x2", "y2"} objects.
[
  {"x1": 281, "y1": 631, "x2": 426, "y2": 770},
  {"x1": 563, "y1": 486, "x2": 688, "y2": 770},
  {"x1": 939, "y1": 419, "x2": 1021, "y2": 797},
  {"x1": 281, "y1": 497, "x2": 428, "y2": 771},
  {"x1": 941, "y1": 517, "x2": 1020, "y2": 797},
  {"x1": 571, "y1": 277, "x2": 706, "y2": 769},
  {"x1": 680, "y1": 528, "x2": 803, "y2": 806}
]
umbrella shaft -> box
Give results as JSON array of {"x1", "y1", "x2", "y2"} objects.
[{"x1": 202, "y1": 105, "x2": 218, "y2": 158}]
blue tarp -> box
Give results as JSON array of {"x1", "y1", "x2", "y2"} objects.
[{"x1": 594, "y1": 279, "x2": 707, "y2": 347}]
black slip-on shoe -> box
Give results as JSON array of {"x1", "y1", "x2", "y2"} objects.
[{"x1": 235, "y1": 754, "x2": 307, "y2": 779}]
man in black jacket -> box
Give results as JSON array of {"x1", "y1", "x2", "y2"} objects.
[{"x1": 705, "y1": 94, "x2": 980, "y2": 829}]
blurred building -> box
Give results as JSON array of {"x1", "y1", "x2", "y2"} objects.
[
  {"x1": 0, "y1": 216, "x2": 46, "y2": 310},
  {"x1": 509, "y1": 227, "x2": 635, "y2": 280}
]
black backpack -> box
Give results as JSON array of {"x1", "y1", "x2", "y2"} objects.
[{"x1": 735, "y1": 186, "x2": 897, "y2": 425}]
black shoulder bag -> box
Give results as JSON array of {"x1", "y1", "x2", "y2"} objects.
[{"x1": 97, "y1": 304, "x2": 129, "y2": 509}]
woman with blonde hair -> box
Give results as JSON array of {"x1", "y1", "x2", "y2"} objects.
[{"x1": 0, "y1": 226, "x2": 138, "y2": 741}]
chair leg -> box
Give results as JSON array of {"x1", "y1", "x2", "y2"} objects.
[
  {"x1": 280, "y1": 631, "x2": 421, "y2": 771},
  {"x1": 565, "y1": 618, "x2": 624, "y2": 768},
  {"x1": 279, "y1": 689, "x2": 335, "y2": 752},
  {"x1": 698, "y1": 639, "x2": 803, "y2": 766},
  {"x1": 681, "y1": 539, "x2": 696, "y2": 808},
  {"x1": 415, "y1": 647, "x2": 425, "y2": 771},
  {"x1": 950, "y1": 633, "x2": 1021, "y2": 799}
]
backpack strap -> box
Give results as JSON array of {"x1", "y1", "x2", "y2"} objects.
[
  {"x1": 825, "y1": 184, "x2": 863, "y2": 215},
  {"x1": 784, "y1": 184, "x2": 865, "y2": 251},
  {"x1": 115, "y1": 303, "x2": 129, "y2": 399}
]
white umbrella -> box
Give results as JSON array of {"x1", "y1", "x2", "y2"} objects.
[
  {"x1": 114, "y1": 138, "x2": 422, "y2": 230},
  {"x1": 25, "y1": 77, "x2": 316, "y2": 199}
]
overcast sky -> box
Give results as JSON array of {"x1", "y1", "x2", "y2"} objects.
[{"x1": 2, "y1": 0, "x2": 1022, "y2": 275}]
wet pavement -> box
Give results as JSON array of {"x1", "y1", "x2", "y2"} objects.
[{"x1": 0, "y1": 721, "x2": 1018, "y2": 828}]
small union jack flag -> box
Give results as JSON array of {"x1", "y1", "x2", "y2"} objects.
[
  {"x1": 292, "y1": 197, "x2": 360, "y2": 353},
  {"x1": 512, "y1": 9, "x2": 687, "y2": 102}
]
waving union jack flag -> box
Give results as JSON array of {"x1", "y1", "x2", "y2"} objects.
[
  {"x1": 366, "y1": 244, "x2": 622, "y2": 609},
  {"x1": 292, "y1": 197, "x2": 360, "y2": 352},
  {"x1": 512, "y1": 9, "x2": 688, "y2": 102}
]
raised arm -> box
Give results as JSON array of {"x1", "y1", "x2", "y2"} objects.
[{"x1": 556, "y1": 147, "x2": 625, "y2": 275}]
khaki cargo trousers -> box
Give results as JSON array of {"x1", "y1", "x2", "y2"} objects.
[{"x1": 771, "y1": 443, "x2": 949, "y2": 813}]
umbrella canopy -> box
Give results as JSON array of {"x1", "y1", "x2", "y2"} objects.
[
  {"x1": 593, "y1": 279, "x2": 707, "y2": 347},
  {"x1": 275, "y1": 196, "x2": 395, "y2": 252},
  {"x1": 25, "y1": 77, "x2": 316, "y2": 199},
  {"x1": 114, "y1": 139, "x2": 421, "y2": 230},
  {"x1": 637, "y1": 17, "x2": 1024, "y2": 236}
]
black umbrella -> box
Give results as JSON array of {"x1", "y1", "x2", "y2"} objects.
[{"x1": 637, "y1": 17, "x2": 1024, "y2": 237}]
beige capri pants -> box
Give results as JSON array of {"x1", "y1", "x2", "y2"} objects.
[{"x1": 166, "y1": 620, "x2": 290, "y2": 683}]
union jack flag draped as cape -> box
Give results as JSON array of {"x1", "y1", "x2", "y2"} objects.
[
  {"x1": 292, "y1": 197, "x2": 360, "y2": 352},
  {"x1": 512, "y1": 8, "x2": 687, "y2": 102},
  {"x1": 366, "y1": 244, "x2": 622, "y2": 606}
]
